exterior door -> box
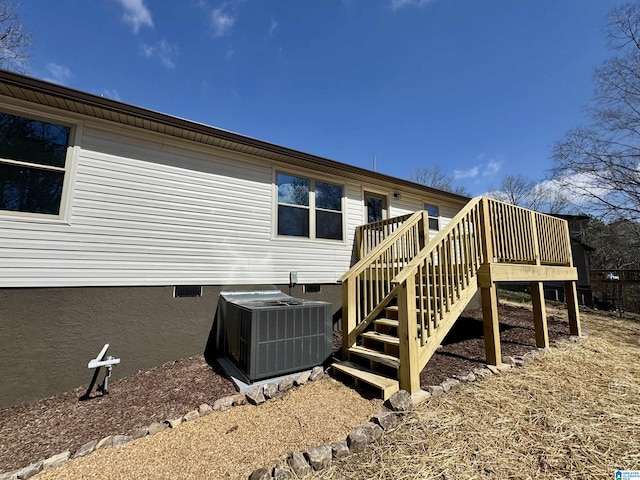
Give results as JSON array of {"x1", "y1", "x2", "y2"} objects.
[{"x1": 365, "y1": 192, "x2": 387, "y2": 223}]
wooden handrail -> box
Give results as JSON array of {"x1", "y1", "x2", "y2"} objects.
[
  {"x1": 339, "y1": 210, "x2": 424, "y2": 283},
  {"x1": 356, "y1": 213, "x2": 413, "y2": 258},
  {"x1": 391, "y1": 197, "x2": 484, "y2": 285},
  {"x1": 340, "y1": 210, "x2": 428, "y2": 357},
  {"x1": 391, "y1": 197, "x2": 485, "y2": 391}
]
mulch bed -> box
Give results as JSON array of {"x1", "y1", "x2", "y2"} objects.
[
  {"x1": 0, "y1": 357, "x2": 236, "y2": 473},
  {"x1": 0, "y1": 302, "x2": 573, "y2": 474},
  {"x1": 420, "y1": 302, "x2": 573, "y2": 386}
]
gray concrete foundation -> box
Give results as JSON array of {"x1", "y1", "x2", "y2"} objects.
[{"x1": 0, "y1": 283, "x2": 341, "y2": 409}]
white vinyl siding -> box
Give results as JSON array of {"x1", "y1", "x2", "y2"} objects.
[
  {"x1": 0, "y1": 120, "x2": 465, "y2": 288},
  {"x1": 0, "y1": 123, "x2": 367, "y2": 287}
]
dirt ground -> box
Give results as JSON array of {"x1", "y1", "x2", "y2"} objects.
[{"x1": 0, "y1": 301, "x2": 574, "y2": 474}]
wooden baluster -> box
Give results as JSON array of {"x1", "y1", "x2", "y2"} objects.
[{"x1": 431, "y1": 250, "x2": 439, "y2": 329}]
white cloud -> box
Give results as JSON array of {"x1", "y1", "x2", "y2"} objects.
[
  {"x1": 113, "y1": 0, "x2": 153, "y2": 33},
  {"x1": 269, "y1": 19, "x2": 279, "y2": 36},
  {"x1": 44, "y1": 63, "x2": 72, "y2": 85},
  {"x1": 454, "y1": 166, "x2": 480, "y2": 180},
  {"x1": 101, "y1": 89, "x2": 122, "y2": 101},
  {"x1": 452, "y1": 158, "x2": 501, "y2": 184},
  {"x1": 211, "y1": 5, "x2": 236, "y2": 37},
  {"x1": 483, "y1": 160, "x2": 501, "y2": 176},
  {"x1": 225, "y1": 49, "x2": 234, "y2": 60},
  {"x1": 539, "y1": 174, "x2": 610, "y2": 204},
  {"x1": 391, "y1": 0, "x2": 431, "y2": 11},
  {"x1": 141, "y1": 40, "x2": 179, "y2": 68}
]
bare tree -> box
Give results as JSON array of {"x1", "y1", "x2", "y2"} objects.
[
  {"x1": 488, "y1": 174, "x2": 537, "y2": 207},
  {"x1": 486, "y1": 174, "x2": 570, "y2": 213},
  {"x1": 552, "y1": 2, "x2": 640, "y2": 221},
  {"x1": 0, "y1": 0, "x2": 31, "y2": 72},
  {"x1": 409, "y1": 166, "x2": 470, "y2": 196}
]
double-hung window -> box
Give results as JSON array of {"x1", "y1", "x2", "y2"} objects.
[
  {"x1": 277, "y1": 172, "x2": 343, "y2": 241},
  {"x1": 0, "y1": 111, "x2": 72, "y2": 216}
]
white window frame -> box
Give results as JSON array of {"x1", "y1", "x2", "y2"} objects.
[
  {"x1": 274, "y1": 170, "x2": 345, "y2": 242},
  {"x1": 0, "y1": 104, "x2": 81, "y2": 223}
]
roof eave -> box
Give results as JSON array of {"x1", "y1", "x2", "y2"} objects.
[{"x1": 0, "y1": 69, "x2": 470, "y2": 203}]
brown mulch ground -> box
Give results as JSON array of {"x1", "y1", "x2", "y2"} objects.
[
  {"x1": 0, "y1": 357, "x2": 236, "y2": 473},
  {"x1": 420, "y1": 302, "x2": 573, "y2": 386},
  {"x1": 0, "y1": 302, "x2": 574, "y2": 474}
]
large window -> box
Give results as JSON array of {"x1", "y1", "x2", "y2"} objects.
[
  {"x1": 277, "y1": 173, "x2": 343, "y2": 240},
  {"x1": 0, "y1": 111, "x2": 71, "y2": 216}
]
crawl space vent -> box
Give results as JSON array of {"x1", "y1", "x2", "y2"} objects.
[{"x1": 174, "y1": 285, "x2": 203, "y2": 298}]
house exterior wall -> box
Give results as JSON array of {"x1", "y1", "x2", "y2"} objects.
[
  {"x1": 0, "y1": 96, "x2": 467, "y2": 408},
  {"x1": 0, "y1": 114, "x2": 462, "y2": 288}
]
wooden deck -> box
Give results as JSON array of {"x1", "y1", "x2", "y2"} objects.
[{"x1": 333, "y1": 196, "x2": 581, "y2": 399}]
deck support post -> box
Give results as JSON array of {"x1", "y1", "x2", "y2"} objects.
[
  {"x1": 481, "y1": 282, "x2": 502, "y2": 366},
  {"x1": 398, "y1": 279, "x2": 420, "y2": 393},
  {"x1": 530, "y1": 282, "x2": 549, "y2": 348},
  {"x1": 420, "y1": 210, "x2": 429, "y2": 250},
  {"x1": 342, "y1": 279, "x2": 356, "y2": 360},
  {"x1": 564, "y1": 281, "x2": 582, "y2": 336},
  {"x1": 479, "y1": 198, "x2": 501, "y2": 366}
]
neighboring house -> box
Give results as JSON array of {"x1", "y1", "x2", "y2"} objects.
[
  {"x1": 547, "y1": 214, "x2": 594, "y2": 306},
  {"x1": 0, "y1": 70, "x2": 469, "y2": 408}
]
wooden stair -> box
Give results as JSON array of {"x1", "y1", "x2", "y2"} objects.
[
  {"x1": 333, "y1": 244, "x2": 480, "y2": 394},
  {"x1": 332, "y1": 361, "x2": 399, "y2": 400},
  {"x1": 334, "y1": 196, "x2": 580, "y2": 399},
  {"x1": 361, "y1": 331, "x2": 400, "y2": 346},
  {"x1": 348, "y1": 345, "x2": 400, "y2": 369}
]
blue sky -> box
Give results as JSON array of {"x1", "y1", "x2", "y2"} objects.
[{"x1": 16, "y1": 0, "x2": 627, "y2": 195}]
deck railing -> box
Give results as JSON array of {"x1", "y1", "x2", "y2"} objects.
[
  {"x1": 388, "y1": 197, "x2": 573, "y2": 390},
  {"x1": 340, "y1": 211, "x2": 428, "y2": 355},
  {"x1": 340, "y1": 196, "x2": 575, "y2": 392},
  {"x1": 485, "y1": 200, "x2": 571, "y2": 265},
  {"x1": 535, "y1": 213, "x2": 573, "y2": 265},
  {"x1": 356, "y1": 213, "x2": 414, "y2": 259},
  {"x1": 393, "y1": 198, "x2": 484, "y2": 340}
]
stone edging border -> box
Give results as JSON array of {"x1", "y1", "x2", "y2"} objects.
[
  {"x1": 0, "y1": 334, "x2": 584, "y2": 480},
  {"x1": 0, "y1": 366, "x2": 326, "y2": 480},
  {"x1": 247, "y1": 334, "x2": 584, "y2": 480}
]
